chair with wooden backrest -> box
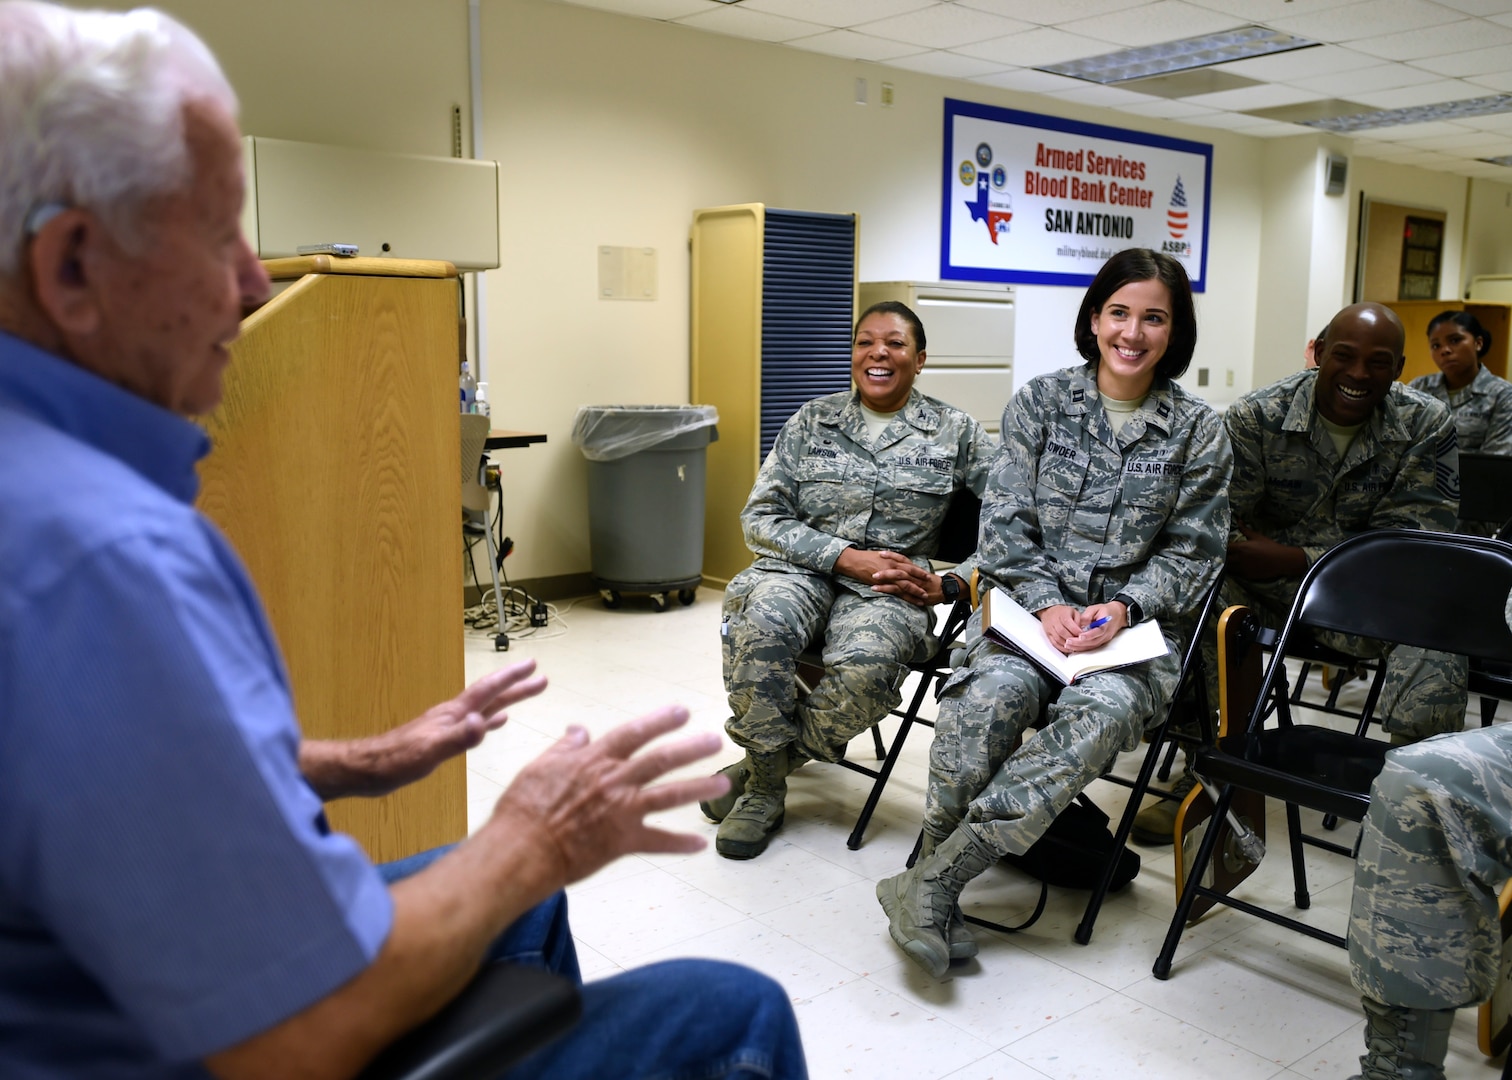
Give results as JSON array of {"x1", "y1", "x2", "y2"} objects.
[
  {"x1": 794, "y1": 489, "x2": 981, "y2": 850},
  {"x1": 1153, "y1": 529, "x2": 1512, "y2": 980}
]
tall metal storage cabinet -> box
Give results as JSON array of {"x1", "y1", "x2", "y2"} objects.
[{"x1": 690, "y1": 204, "x2": 858, "y2": 584}]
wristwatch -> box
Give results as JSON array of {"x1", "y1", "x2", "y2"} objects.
[
  {"x1": 940, "y1": 574, "x2": 962, "y2": 604},
  {"x1": 1114, "y1": 592, "x2": 1143, "y2": 626}
]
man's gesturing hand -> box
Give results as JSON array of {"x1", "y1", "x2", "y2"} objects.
[
  {"x1": 490, "y1": 706, "x2": 729, "y2": 886},
  {"x1": 299, "y1": 659, "x2": 549, "y2": 800}
]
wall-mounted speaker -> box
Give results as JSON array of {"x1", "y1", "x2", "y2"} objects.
[{"x1": 1324, "y1": 153, "x2": 1348, "y2": 197}]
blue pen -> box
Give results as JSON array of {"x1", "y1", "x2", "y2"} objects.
[{"x1": 1086, "y1": 616, "x2": 1111, "y2": 630}]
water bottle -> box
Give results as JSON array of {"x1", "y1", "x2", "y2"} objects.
[
  {"x1": 475, "y1": 381, "x2": 491, "y2": 417},
  {"x1": 459, "y1": 360, "x2": 477, "y2": 412}
]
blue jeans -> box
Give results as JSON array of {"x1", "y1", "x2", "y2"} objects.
[{"x1": 380, "y1": 848, "x2": 807, "y2": 1079}]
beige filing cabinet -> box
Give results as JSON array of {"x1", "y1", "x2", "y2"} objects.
[{"x1": 859, "y1": 282, "x2": 1014, "y2": 432}]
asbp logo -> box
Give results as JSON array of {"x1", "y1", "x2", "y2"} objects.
[{"x1": 1162, "y1": 176, "x2": 1191, "y2": 255}]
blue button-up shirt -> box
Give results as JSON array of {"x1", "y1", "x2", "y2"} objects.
[{"x1": 0, "y1": 331, "x2": 392, "y2": 1077}]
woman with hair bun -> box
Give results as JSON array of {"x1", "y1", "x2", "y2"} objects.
[{"x1": 1414, "y1": 310, "x2": 1512, "y2": 533}]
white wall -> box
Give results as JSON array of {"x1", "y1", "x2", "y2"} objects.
[
  {"x1": 81, "y1": 0, "x2": 1512, "y2": 585},
  {"x1": 480, "y1": 0, "x2": 1272, "y2": 581},
  {"x1": 1343, "y1": 156, "x2": 1469, "y2": 307},
  {"x1": 1464, "y1": 177, "x2": 1512, "y2": 294}
]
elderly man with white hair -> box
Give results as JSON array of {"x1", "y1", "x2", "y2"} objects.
[{"x1": 0, "y1": 4, "x2": 806, "y2": 1078}]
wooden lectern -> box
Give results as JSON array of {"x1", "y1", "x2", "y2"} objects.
[{"x1": 197, "y1": 256, "x2": 465, "y2": 863}]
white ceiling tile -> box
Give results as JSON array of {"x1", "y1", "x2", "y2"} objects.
[
  {"x1": 1399, "y1": 129, "x2": 1512, "y2": 149},
  {"x1": 882, "y1": 50, "x2": 1013, "y2": 78},
  {"x1": 1413, "y1": 41, "x2": 1512, "y2": 76},
  {"x1": 1056, "y1": 1, "x2": 1248, "y2": 48},
  {"x1": 1433, "y1": 0, "x2": 1512, "y2": 13},
  {"x1": 1215, "y1": 44, "x2": 1382, "y2": 82},
  {"x1": 1466, "y1": 70, "x2": 1512, "y2": 89},
  {"x1": 1244, "y1": 120, "x2": 1329, "y2": 136},
  {"x1": 1046, "y1": 84, "x2": 1164, "y2": 106},
  {"x1": 1347, "y1": 78, "x2": 1492, "y2": 107},
  {"x1": 854, "y1": 5, "x2": 1033, "y2": 49},
  {"x1": 1454, "y1": 109, "x2": 1512, "y2": 130},
  {"x1": 1268, "y1": 0, "x2": 1470, "y2": 43},
  {"x1": 1115, "y1": 98, "x2": 1220, "y2": 117},
  {"x1": 969, "y1": 67, "x2": 1098, "y2": 92},
  {"x1": 1183, "y1": 0, "x2": 1362, "y2": 15},
  {"x1": 1453, "y1": 163, "x2": 1512, "y2": 177},
  {"x1": 955, "y1": 26, "x2": 1112, "y2": 65},
  {"x1": 674, "y1": 5, "x2": 827, "y2": 41},
  {"x1": 1492, "y1": 12, "x2": 1512, "y2": 28},
  {"x1": 1289, "y1": 61, "x2": 1446, "y2": 94},
  {"x1": 1177, "y1": 83, "x2": 1329, "y2": 109},
  {"x1": 1177, "y1": 110, "x2": 1283, "y2": 130},
  {"x1": 557, "y1": 0, "x2": 716, "y2": 18},
  {"x1": 1350, "y1": 19, "x2": 1512, "y2": 61},
  {"x1": 1349, "y1": 118, "x2": 1481, "y2": 138},
  {"x1": 738, "y1": 0, "x2": 933, "y2": 27},
  {"x1": 786, "y1": 29, "x2": 930, "y2": 61},
  {"x1": 955, "y1": 0, "x2": 1150, "y2": 24},
  {"x1": 1352, "y1": 139, "x2": 1427, "y2": 156},
  {"x1": 1393, "y1": 149, "x2": 1469, "y2": 165}
]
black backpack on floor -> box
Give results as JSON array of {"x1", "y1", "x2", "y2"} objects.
[{"x1": 966, "y1": 794, "x2": 1140, "y2": 934}]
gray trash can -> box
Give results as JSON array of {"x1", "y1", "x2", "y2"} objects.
[{"x1": 570, "y1": 405, "x2": 718, "y2": 611}]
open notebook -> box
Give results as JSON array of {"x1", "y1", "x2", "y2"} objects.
[{"x1": 981, "y1": 587, "x2": 1168, "y2": 686}]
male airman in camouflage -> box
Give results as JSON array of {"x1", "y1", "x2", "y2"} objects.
[
  {"x1": 877, "y1": 250, "x2": 1231, "y2": 976},
  {"x1": 1344, "y1": 594, "x2": 1512, "y2": 1080},
  {"x1": 707, "y1": 301, "x2": 994, "y2": 860},
  {"x1": 1133, "y1": 302, "x2": 1466, "y2": 845}
]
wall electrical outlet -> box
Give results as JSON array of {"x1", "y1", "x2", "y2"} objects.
[
  {"x1": 855, "y1": 77, "x2": 867, "y2": 105},
  {"x1": 881, "y1": 82, "x2": 894, "y2": 107},
  {"x1": 1196, "y1": 367, "x2": 1209, "y2": 386},
  {"x1": 1226, "y1": 369, "x2": 1235, "y2": 387}
]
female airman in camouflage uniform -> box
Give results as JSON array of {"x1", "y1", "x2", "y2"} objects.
[
  {"x1": 707, "y1": 301, "x2": 994, "y2": 860},
  {"x1": 878, "y1": 249, "x2": 1232, "y2": 976},
  {"x1": 1412, "y1": 310, "x2": 1512, "y2": 536}
]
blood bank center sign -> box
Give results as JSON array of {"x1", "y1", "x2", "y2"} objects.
[{"x1": 941, "y1": 98, "x2": 1212, "y2": 292}]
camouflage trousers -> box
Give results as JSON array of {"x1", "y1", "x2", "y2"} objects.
[
  {"x1": 923, "y1": 610, "x2": 1182, "y2": 858},
  {"x1": 721, "y1": 568, "x2": 932, "y2": 762},
  {"x1": 1201, "y1": 575, "x2": 1468, "y2": 740},
  {"x1": 1348, "y1": 725, "x2": 1512, "y2": 1010}
]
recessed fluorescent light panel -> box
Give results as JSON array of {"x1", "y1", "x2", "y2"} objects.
[
  {"x1": 1304, "y1": 94, "x2": 1512, "y2": 132},
  {"x1": 1037, "y1": 26, "x2": 1319, "y2": 85},
  {"x1": 1479, "y1": 155, "x2": 1512, "y2": 167}
]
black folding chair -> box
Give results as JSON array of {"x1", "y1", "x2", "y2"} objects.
[
  {"x1": 1153, "y1": 529, "x2": 1512, "y2": 980},
  {"x1": 795, "y1": 489, "x2": 981, "y2": 850},
  {"x1": 1458, "y1": 452, "x2": 1512, "y2": 727},
  {"x1": 1074, "y1": 573, "x2": 1225, "y2": 944},
  {"x1": 358, "y1": 964, "x2": 580, "y2": 1080}
]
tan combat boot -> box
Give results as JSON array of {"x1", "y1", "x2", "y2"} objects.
[
  {"x1": 918, "y1": 830, "x2": 978, "y2": 960},
  {"x1": 877, "y1": 825, "x2": 996, "y2": 977},
  {"x1": 1349, "y1": 997, "x2": 1454, "y2": 1080},
  {"x1": 715, "y1": 750, "x2": 788, "y2": 859},
  {"x1": 700, "y1": 744, "x2": 809, "y2": 823},
  {"x1": 1130, "y1": 771, "x2": 1197, "y2": 846}
]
